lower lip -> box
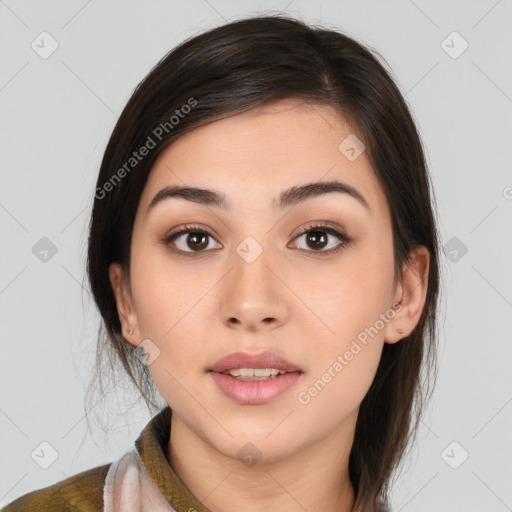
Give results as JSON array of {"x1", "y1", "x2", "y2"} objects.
[{"x1": 209, "y1": 371, "x2": 302, "y2": 405}]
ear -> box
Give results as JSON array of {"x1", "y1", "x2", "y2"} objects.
[
  {"x1": 108, "y1": 262, "x2": 140, "y2": 347},
  {"x1": 383, "y1": 245, "x2": 430, "y2": 344}
]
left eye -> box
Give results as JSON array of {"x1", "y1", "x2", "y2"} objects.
[{"x1": 292, "y1": 226, "x2": 349, "y2": 253}]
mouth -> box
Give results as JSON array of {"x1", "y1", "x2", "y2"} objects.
[{"x1": 207, "y1": 351, "x2": 303, "y2": 404}]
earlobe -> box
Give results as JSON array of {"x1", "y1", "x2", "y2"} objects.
[
  {"x1": 384, "y1": 246, "x2": 430, "y2": 344},
  {"x1": 108, "y1": 262, "x2": 140, "y2": 346}
]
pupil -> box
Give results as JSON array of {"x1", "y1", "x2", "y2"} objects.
[
  {"x1": 307, "y1": 231, "x2": 327, "y2": 250},
  {"x1": 188, "y1": 233, "x2": 208, "y2": 250}
]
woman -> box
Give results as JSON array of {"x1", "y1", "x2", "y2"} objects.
[{"x1": 2, "y1": 13, "x2": 440, "y2": 512}]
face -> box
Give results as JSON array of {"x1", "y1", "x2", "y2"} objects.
[{"x1": 109, "y1": 98, "x2": 426, "y2": 464}]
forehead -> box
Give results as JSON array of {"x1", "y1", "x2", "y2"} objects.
[{"x1": 139, "y1": 98, "x2": 386, "y2": 218}]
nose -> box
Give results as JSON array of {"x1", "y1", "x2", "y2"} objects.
[{"x1": 218, "y1": 242, "x2": 289, "y2": 332}]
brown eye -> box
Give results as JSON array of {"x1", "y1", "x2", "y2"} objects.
[
  {"x1": 164, "y1": 225, "x2": 222, "y2": 255},
  {"x1": 184, "y1": 232, "x2": 209, "y2": 251},
  {"x1": 291, "y1": 224, "x2": 351, "y2": 255}
]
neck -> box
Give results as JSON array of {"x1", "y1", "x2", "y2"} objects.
[{"x1": 167, "y1": 410, "x2": 357, "y2": 512}]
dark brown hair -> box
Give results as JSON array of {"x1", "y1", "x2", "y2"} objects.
[{"x1": 85, "y1": 14, "x2": 441, "y2": 511}]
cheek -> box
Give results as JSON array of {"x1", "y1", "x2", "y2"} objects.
[
  {"x1": 130, "y1": 241, "x2": 200, "y2": 336},
  {"x1": 301, "y1": 257, "x2": 393, "y2": 346},
  {"x1": 295, "y1": 238, "x2": 394, "y2": 405},
  {"x1": 294, "y1": 267, "x2": 391, "y2": 419},
  {"x1": 129, "y1": 250, "x2": 213, "y2": 408}
]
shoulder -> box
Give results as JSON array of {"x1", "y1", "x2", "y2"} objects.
[{"x1": 1, "y1": 462, "x2": 111, "y2": 512}]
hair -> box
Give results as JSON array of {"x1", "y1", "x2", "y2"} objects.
[{"x1": 85, "y1": 13, "x2": 442, "y2": 512}]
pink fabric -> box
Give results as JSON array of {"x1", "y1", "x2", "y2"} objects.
[{"x1": 103, "y1": 449, "x2": 178, "y2": 512}]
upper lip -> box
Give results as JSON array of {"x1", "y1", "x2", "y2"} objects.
[{"x1": 209, "y1": 351, "x2": 302, "y2": 374}]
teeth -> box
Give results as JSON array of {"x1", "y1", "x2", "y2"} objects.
[{"x1": 222, "y1": 368, "x2": 287, "y2": 378}]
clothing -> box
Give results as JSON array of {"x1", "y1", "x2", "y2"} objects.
[
  {"x1": 1, "y1": 406, "x2": 209, "y2": 512},
  {"x1": 1, "y1": 406, "x2": 391, "y2": 511}
]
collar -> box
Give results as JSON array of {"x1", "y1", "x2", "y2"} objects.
[{"x1": 134, "y1": 406, "x2": 210, "y2": 512}]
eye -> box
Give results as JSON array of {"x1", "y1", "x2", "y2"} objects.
[
  {"x1": 290, "y1": 222, "x2": 351, "y2": 255},
  {"x1": 164, "y1": 224, "x2": 221, "y2": 255}
]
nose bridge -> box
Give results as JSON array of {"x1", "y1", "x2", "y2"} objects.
[
  {"x1": 219, "y1": 232, "x2": 288, "y2": 329},
  {"x1": 232, "y1": 233, "x2": 275, "y2": 301},
  {"x1": 229, "y1": 210, "x2": 275, "y2": 285}
]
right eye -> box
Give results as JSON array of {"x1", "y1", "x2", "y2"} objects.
[{"x1": 164, "y1": 224, "x2": 222, "y2": 256}]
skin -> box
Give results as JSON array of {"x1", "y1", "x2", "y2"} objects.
[{"x1": 109, "y1": 98, "x2": 430, "y2": 512}]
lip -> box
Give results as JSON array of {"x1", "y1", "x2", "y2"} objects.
[
  {"x1": 208, "y1": 351, "x2": 302, "y2": 374},
  {"x1": 210, "y1": 371, "x2": 302, "y2": 405},
  {"x1": 208, "y1": 351, "x2": 303, "y2": 405}
]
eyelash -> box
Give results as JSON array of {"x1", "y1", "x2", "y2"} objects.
[{"x1": 162, "y1": 222, "x2": 352, "y2": 258}]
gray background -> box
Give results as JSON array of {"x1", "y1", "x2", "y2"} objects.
[{"x1": 1, "y1": 1, "x2": 511, "y2": 510}]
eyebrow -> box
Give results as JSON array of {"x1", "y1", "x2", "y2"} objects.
[{"x1": 147, "y1": 179, "x2": 370, "y2": 213}]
